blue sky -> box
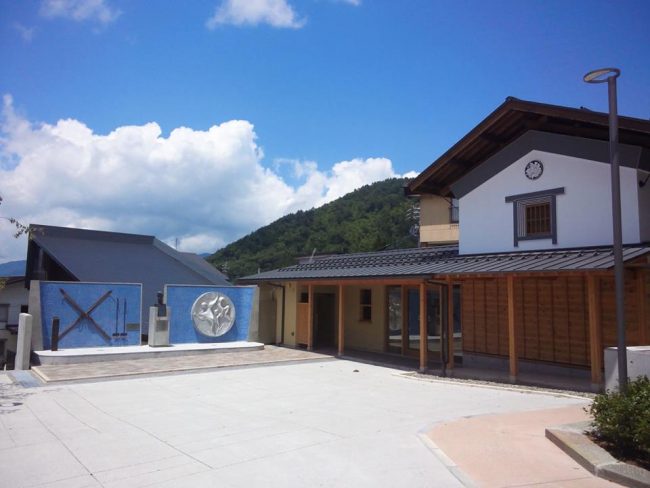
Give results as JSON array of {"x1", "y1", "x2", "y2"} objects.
[{"x1": 1, "y1": 0, "x2": 649, "y2": 262}]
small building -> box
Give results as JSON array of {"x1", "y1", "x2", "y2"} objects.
[
  {"x1": 0, "y1": 272, "x2": 29, "y2": 368},
  {"x1": 24, "y1": 224, "x2": 230, "y2": 349},
  {"x1": 241, "y1": 98, "x2": 650, "y2": 388}
]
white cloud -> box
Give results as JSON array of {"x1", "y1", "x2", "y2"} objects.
[
  {"x1": 14, "y1": 23, "x2": 36, "y2": 42},
  {"x1": 337, "y1": 0, "x2": 361, "y2": 5},
  {"x1": 206, "y1": 0, "x2": 305, "y2": 29},
  {"x1": 0, "y1": 95, "x2": 410, "y2": 262},
  {"x1": 40, "y1": 0, "x2": 121, "y2": 25}
]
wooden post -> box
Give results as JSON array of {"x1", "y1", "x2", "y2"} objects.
[
  {"x1": 307, "y1": 284, "x2": 314, "y2": 351},
  {"x1": 338, "y1": 284, "x2": 345, "y2": 356},
  {"x1": 447, "y1": 279, "x2": 454, "y2": 370},
  {"x1": 638, "y1": 271, "x2": 648, "y2": 345},
  {"x1": 587, "y1": 274, "x2": 603, "y2": 387},
  {"x1": 419, "y1": 282, "x2": 427, "y2": 372},
  {"x1": 507, "y1": 275, "x2": 518, "y2": 382}
]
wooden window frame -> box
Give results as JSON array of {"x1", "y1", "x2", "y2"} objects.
[
  {"x1": 449, "y1": 198, "x2": 459, "y2": 224},
  {"x1": 505, "y1": 187, "x2": 564, "y2": 247},
  {"x1": 525, "y1": 201, "x2": 551, "y2": 236}
]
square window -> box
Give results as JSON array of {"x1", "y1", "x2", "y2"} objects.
[{"x1": 524, "y1": 202, "x2": 551, "y2": 236}]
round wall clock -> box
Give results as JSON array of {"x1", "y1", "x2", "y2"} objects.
[{"x1": 525, "y1": 160, "x2": 544, "y2": 180}]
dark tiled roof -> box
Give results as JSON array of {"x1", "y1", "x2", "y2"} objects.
[
  {"x1": 407, "y1": 97, "x2": 650, "y2": 196},
  {"x1": 239, "y1": 244, "x2": 650, "y2": 282}
]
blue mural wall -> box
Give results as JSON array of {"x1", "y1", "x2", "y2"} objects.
[
  {"x1": 165, "y1": 285, "x2": 255, "y2": 344},
  {"x1": 40, "y1": 282, "x2": 142, "y2": 349}
]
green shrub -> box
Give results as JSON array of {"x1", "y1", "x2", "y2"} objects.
[{"x1": 588, "y1": 376, "x2": 650, "y2": 465}]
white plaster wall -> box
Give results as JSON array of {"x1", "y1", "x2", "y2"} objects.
[
  {"x1": 0, "y1": 280, "x2": 28, "y2": 327},
  {"x1": 459, "y1": 150, "x2": 641, "y2": 254},
  {"x1": 0, "y1": 281, "x2": 27, "y2": 362}
]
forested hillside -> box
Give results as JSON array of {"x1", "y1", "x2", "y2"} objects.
[{"x1": 208, "y1": 178, "x2": 418, "y2": 280}]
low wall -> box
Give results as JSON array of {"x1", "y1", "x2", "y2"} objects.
[
  {"x1": 165, "y1": 285, "x2": 257, "y2": 344},
  {"x1": 604, "y1": 346, "x2": 650, "y2": 391},
  {"x1": 39, "y1": 282, "x2": 142, "y2": 349}
]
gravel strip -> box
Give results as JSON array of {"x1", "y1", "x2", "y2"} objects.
[{"x1": 400, "y1": 371, "x2": 596, "y2": 400}]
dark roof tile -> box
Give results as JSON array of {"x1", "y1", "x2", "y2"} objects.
[{"x1": 240, "y1": 244, "x2": 650, "y2": 282}]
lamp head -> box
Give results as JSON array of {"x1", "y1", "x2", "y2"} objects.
[{"x1": 583, "y1": 67, "x2": 620, "y2": 83}]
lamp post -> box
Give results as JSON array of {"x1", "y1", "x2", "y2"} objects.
[{"x1": 583, "y1": 67, "x2": 627, "y2": 393}]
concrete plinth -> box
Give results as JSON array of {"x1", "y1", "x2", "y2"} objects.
[{"x1": 33, "y1": 341, "x2": 264, "y2": 365}]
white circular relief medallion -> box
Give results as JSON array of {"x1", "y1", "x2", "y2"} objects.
[{"x1": 191, "y1": 292, "x2": 236, "y2": 337}]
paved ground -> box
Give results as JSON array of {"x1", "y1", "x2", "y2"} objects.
[
  {"x1": 32, "y1": 346, "x2": 333, "y2": 383},
  {"x1": 1, "y1": 359, "x2": 612, "y2": 488},
  {"x1": 428, "y1": 405, "x2": 618, "y2": 487}
]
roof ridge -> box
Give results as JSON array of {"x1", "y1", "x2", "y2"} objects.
[{"x1": 30, "y1": 224, "x2": 154, "y2": 244}]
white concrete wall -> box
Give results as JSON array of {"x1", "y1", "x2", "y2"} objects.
[
  {"x1": 0, "y1": 280, "x2": 27, "y2": 365},
  {"x1": 605, "y1": 346, "x2": 650, "y2": 392},
  {"x1": 0, "y1": 280, "x2": 28, "y2": 328},
  {"x1": 459, "y1": 150, "x2": 642, "y2": 254}
]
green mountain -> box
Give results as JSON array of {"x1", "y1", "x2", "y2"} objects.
[{"x1": 208, "y1": 178, "x2": 418, "y2": 280}]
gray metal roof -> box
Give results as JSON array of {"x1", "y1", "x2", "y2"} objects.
[
  {"x1": 240, "y1": 244, "x2": 650, "y2": 282},
  {"x1": 27, "y1": 225, "x2": 229, "y2": 315}
]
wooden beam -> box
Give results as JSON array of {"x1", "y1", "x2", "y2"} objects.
[
  {"x1": 307, "y1": 284, "x2": 314, "y2": 351},
  {"x1": 480, "y1": 132, "x2": 509, "y2": 145},
  {"x1": 507, "y1": 275, "x2": 518, "y2": 381},
  {"x1": 638, "y1": 271, "x2": 648, "y2": 345},
  {"x1": 439, "y1": 270, "x2": 614, "y2": 280},
  {"x1": 250, "y1": 270, "x2": 619, "y2": 288},
  {"x1": 294, "y1": 278, "x2": 431, "y2": 287},
  {"x1": 338, "y1": 284, "x2": 345, "y2": 356},
  {"x1": 419, "y1": 282, "x2": 427, "y2": 372},
  {"x1": 587, "y1": 275, "x2": 603, "y2": 386},
  {"x1": 447, "y1": 279, "x2": 454, "y2": 370}
]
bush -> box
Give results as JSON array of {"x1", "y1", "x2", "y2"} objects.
[{"x1": 588, "y1": 376, "x2": 650, "y2": 466}]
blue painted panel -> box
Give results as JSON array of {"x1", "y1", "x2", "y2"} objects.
[
  {"x1": 165, "y1": 285, "x2": 255, "y2": 343},
  {"x1": 40, "y1": 282, "x2": 142, "y2": 349}
]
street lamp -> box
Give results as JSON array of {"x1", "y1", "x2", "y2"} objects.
[{"x1": 583, "y1": 67, "x2": 627, "y2": 393}]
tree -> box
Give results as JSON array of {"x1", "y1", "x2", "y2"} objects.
[
  {"x1": 0, "y1": 194, "x2": 29, "y2": 291},
  {"x1": 0, "y1": 195, "x2": 29, "y2": 238}
]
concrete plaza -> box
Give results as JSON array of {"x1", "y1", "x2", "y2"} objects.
[{"x1": 0, "y1": 359, "x2": 615, "y2": 487}]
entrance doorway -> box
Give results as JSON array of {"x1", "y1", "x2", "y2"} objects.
[{"x1": 314, "y1": 293, "x2": 337, "y2": 348}]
